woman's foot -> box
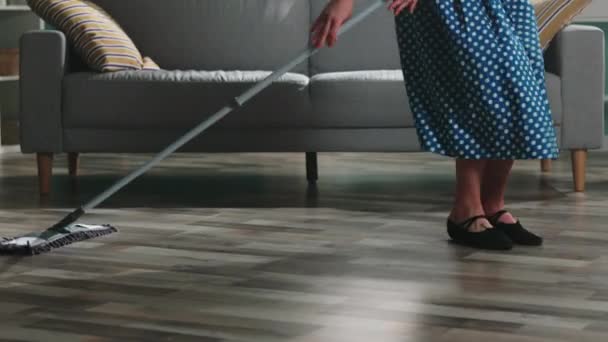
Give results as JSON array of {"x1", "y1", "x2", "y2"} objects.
[
  {"x1": 449, "y1": 207, "x2": 493, "y2": 232},
  {"x1": 486, "y1": 210, "x2": 543, "y2": 246},
  {"x1": 447, "y1": 215, "x2": 513, "y2": 250}
]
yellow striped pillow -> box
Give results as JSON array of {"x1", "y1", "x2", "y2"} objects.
[
  {"x1": 27, "y1": 0, "x2": 159, "y2": 72},
  {"x1": 532, "y1": 0, "x2": 592, "y2": 50}
]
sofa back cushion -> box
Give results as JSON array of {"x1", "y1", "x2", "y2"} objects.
[
  {"x1": 309, "y1": 0, "x2": 402, "y2": 75},
  {"x1": 90, "y1": 0, "x2": 310, "y2": 73}
]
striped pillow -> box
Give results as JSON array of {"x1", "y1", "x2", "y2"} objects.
[
  {"x1": 27, "y1": 0, "x2": 159, "y2": 72},
  {"x1": 532, "y1": 0, "x2": 592, "y2": 50}
]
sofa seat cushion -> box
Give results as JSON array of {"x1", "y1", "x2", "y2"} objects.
[
  {"x1": 63, "y1": 70, "x2": 311, "y2": 129},
  {"x1": 310, "y1": 70, "x2": 562, "y2": 128},
  {"x1": 310, "y1": 70, "x2": 413, "y2": 128}
]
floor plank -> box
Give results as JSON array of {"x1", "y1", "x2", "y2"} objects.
[{"x1": 0, "y1": 150, "x2": 607, "y2": 341}]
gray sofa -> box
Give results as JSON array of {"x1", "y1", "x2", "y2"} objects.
[{"x1": 20, "y1": 0, "x2": 605, "y2": 195}]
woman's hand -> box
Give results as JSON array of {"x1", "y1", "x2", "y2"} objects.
[
  {"x1": 310, "y1": 0, "x2": 354, "y2": 48},
  {"x1": 311, "y1": 0, "x2": 418, "y2": 49},
  {"x1": 388, "y1": 0, "x2": 418, "y2": 16}
]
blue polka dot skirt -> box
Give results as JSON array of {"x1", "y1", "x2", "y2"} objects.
[{"x1": 395, "y1": 0, "x2": 559, "y2": 160}]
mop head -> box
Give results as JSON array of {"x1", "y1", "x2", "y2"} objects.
[{"x1": 0, "y1": 223, "x2": 117, "y2": 256}]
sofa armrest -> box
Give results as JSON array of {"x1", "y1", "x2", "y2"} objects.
[
  {"x1": 544, "y1": 24, "x2": 605, "y2": 150},
  {"x1": 19, "y1": 30, "x2": 68, "y2": 153}
]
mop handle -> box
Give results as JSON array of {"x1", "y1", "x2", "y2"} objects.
[{"x1": 81, "y1": 0, "x2": 387, "y2": 212}]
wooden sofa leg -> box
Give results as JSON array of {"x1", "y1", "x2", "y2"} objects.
[
  {"x1": 68, "y1": 152, "x2": 79, "y2": 177},
  {"x1": 37, "y1": 153, "x2": 54, "y2": 196},
  {"x1": 541, "y1": 159, "x2": 552, "y2": 173},
  {"x1": 306, "y1": 152, "x2": 318, "y2": 184},
  {"x1": 571, "y1": 149, "x2": 587, "y2": 192}
]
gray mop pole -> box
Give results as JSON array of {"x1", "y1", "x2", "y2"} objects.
[{"x1": 60, "y1": 0, "x2": 386, "y2": 224}]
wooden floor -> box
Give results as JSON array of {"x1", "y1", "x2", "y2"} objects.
[{"x1": 1, "y1": 149, "x2": 608, "y2": 341}]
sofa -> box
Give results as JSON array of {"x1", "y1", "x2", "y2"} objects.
[{"x1": 19, "y1": 0, "x2": 605, "y2": 195}]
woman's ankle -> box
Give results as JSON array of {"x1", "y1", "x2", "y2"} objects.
[
  {"x1": 449, "y1": 205, "x2": 485, "y2": 223},
  {"x1": 482, "y1": 201, "x2": 505, "y2": 217}
]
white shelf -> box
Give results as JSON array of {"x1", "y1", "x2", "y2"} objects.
[
  {"x1": 0, "y1": 6, "x2": 31, "y2": 12},
  {"x1": 0, "y1": 75, "x2": 18, "y2": 82}
]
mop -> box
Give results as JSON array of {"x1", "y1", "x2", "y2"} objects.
[{"x1": 0, "y1": 0, "x2": 387, "y2": 255}]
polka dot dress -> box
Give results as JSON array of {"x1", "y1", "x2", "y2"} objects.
[{"x1": 395, "y1": 0, "x2": 559, "y2": 160}]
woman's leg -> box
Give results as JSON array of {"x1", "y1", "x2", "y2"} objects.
[
  {"x1": 481, "y1": 160, "x2": 516, "y2": 224},
  {"x1": 450, "y1": 159, "x2": 493, "y2": 232},
  {"x1": 481, "y1": 160, "x2": 543, "y2": 245}
]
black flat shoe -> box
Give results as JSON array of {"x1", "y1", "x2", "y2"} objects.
[
  {"x1": 487, "y1": 210, "x2": 543, "y2": 246},
  {"x1": 447, "y1": 215, "x2": 513, "y2": 250}
]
